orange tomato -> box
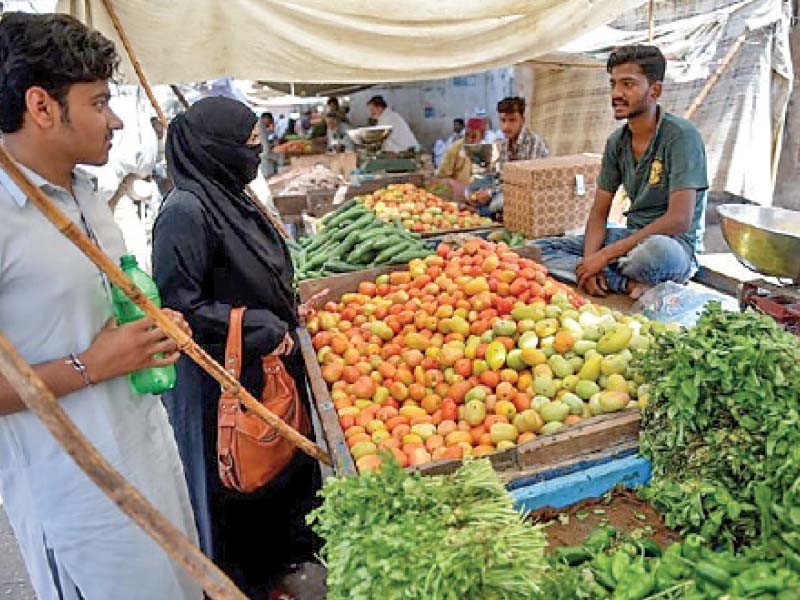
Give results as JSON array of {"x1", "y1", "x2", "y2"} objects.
[
  {"x1": 389, "y1": 381, "x2": 409, "y2": 401},
  {"x1": 496, "y1": 381, "x2": 516, "y2": 403},
  {"x1": 344, "y1": 425, "x2": 366, "y2": 439},
  {"x1": 443, "y1": 381, "x2": 468, "y2": 405},
  {"x1": 347, "y1": 433, "x2": 372, "y2": 448},
  {"x1": 356, "y1": 454, "x2": 383, "y2": 473},
  {"x1": 392, "y1": 424, "x2": 411, "y2": 440},
  {"x1": 454, "y1": 358, "x2": 473, "y2": 378},
  {"x1": 441, "y1": 398, "x2": 458, "y2": 421},
  {"x1": 512, "y1": 392, "x2": 532, "y2": 412},
  {"x1": 479, "y1": 370, "x2": 500, "y2": 389},
  {"x1": 553, "y1": 331, "x2": 576, "y2": 354},
  {"x1": 342, "y1": 366, "x2": 360, "y2": 385},
  {"x1": 484, "y1": 414, "x2": 509, "y2": 428}
]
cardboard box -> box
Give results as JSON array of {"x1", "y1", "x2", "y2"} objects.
[{"x1": 503, "y1": 154, "x2": 601, "y2": 238}]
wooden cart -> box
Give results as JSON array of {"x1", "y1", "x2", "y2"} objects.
[{"x1": 297, "y1": 248, "x2": 644, "y2": 488}]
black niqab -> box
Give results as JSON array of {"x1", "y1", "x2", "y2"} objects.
[{"x1": 165, "y1": 96, "x2": 294, "y2": 305}]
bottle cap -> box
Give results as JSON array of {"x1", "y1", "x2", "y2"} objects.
[{"x1": 120, "y1": 254, "x2": 138, "y2": 269}]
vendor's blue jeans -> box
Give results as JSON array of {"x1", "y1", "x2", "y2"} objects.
[{"x1": 533, "y1": 228, "x2": 697, "y2": 294}]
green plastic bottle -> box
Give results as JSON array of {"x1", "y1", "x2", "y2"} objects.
[{"x1": 111, "y1": 255, "x2": 177, "y2": 395}]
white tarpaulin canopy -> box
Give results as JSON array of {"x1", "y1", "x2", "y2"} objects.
[
  {"x1": 57, "y1": 0, "x2": 645, "y2": 84},
  {"x1": 522, "y1": 0, "x2": 793, "y2": 206}
]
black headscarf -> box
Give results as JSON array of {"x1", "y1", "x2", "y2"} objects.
[{"x1": 165, "y1": 96, "x2": 294, "y2": 305}]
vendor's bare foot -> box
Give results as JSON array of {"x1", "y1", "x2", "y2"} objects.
[
  {"x1": 627, "y1": 281, "x2": 652, "y2": 300},
  {"x1": 581, "y1": 274, "x2": 608, "y2": 297}
]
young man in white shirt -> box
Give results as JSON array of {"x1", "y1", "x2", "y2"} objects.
[
  {"x1": 0, "y1": 12, "x2": 201, "y2": 600},
  {"x1": 367, "y1": 95, "x2": 419, "y2": 153}
]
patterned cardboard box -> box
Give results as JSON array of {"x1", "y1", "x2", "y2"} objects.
[{"x1": 503, "y1": 154, "x2": 601, "y2": 238}]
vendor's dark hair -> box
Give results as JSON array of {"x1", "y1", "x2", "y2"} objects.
[
  {"x1": 497, "y1": 97, "x2": 525, "y2": 115},
  {"x1": 260, "y1": 111, "x2": 274, "y2": 122},
  {"x1": 0, "y1": 12, "x2": 118, "y2": 133},
  {"x1": 367, "y1": 95, "x2": 387, "y2": 109},
  {"x1": 454, "y1": 117, "x2": 465, "y2": 126},
  {"x1": 607, "y1": 45, "x2": 666, "y2": 83}
]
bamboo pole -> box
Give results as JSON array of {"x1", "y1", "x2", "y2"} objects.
[
  {"x1": 0, "y1": 331, "x2": 249, "y2": 600},
  {"x1": 170, "y1": 84, "x2": 191, "y2": 110},
  {"x1": 0, "y1": 145, "x2": 330, "y2": 466},
  {"x1": 648, "y1": 0, "x2": 655, "y2": 42},
  {"x1": 100, "y1": 0, "x2": 167, "y2": 127},
  {"x1": 684, "y1": 35, "x2": 746, "y2": 120}
]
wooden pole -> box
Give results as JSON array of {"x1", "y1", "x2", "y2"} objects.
[
  {"x1": 170, "y1": 84, "x2": 191, "y2": 110},
  {"x1": 684, "y1": 35, "x2": 746, "y2": 120},
  {"x1": 0, "y1": 331, "x2": 249, "y2": 600},
  {"x1": 0, "y1": 145, "x2": 331, "y2": 466},
  {"x1": 648, "y1": 0, "x2": 655, "y2": 42},
  {"x1": 100, "y1": 0, "x2": 167, "y2": 128}
]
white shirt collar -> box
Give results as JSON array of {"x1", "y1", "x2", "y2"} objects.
[{"x1": 0, "y1": 162, "x2": 98, "y2": 208}]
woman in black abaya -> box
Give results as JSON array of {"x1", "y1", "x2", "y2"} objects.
[{"x1": 152, "y1": 96, "x2": 320, "y2": 597}]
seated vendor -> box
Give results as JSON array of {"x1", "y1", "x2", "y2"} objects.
[
  {"x1": 534, "y1": 45, "x2": 707, "y2": 299},
  {"x1": 436, "y1": 117, "x2": 487, "y2": 187},
  {"x1": 468, "y1": 96, "x2": 549, "y2": 218},
  {"x1": 325, "y1": 111, "x2": 353, "y2": 153}
]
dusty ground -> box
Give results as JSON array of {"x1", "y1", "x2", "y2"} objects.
[
  {"x1": 530, "y1": 488, "x2": 681, "y2": 552},
  {"x1": 0, "y1": 506, "x2": 34, "y2": 600}
]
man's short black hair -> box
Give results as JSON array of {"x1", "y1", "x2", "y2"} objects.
[
  {"x1": 260, "y1": 111, "x2": 274, "y2": 122},
  {"x1": 497, "y1": 97, "x2": 525, "y2": 115},
  {"x1": 0, "y1": 12, "x2": 118, "y2": 134},
  {"x1": 454, "y1": 118, "x2": 465, "y2": 127},
  {"x1": 327, "y1": 96, "x2": 340, "y2": 108},
  {"x1": 607, "y1": 45, "x2": 666, "y2": 83},
  {"x1": 367, "y1": 95, "x2": 387, "y2": 109}
]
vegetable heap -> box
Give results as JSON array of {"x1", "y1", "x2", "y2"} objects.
[
  {"x1": 359, "y1": 183, "x2": 493, "y2": 233},
  {"x1": 540, "y1": 527, "x2": 800, "y2": 599},
  {"x1": 308, "y1": 458, "x2": 548, "y2": 599},
  {"x1": 637, "y1": 304, "x2": 800, "y2": 550},
  {"x1": 290, "y1": 199, "x2": 431, "y2": 280},
  {"x1": 308, "y1": 239, "x2": 658, "y2": 472}
]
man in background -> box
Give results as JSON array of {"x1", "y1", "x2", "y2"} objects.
[
  {"x1": 445, "y1": 117, "x2": 465, "y2": 148},
  {"x1": 436, "y1": 118, "x2": 487, "y2": 193},
  {"x1": 326, "y1": 96, "x2": 349, "y2": 124},
  {"x1": 366, "y1": 95, "x2": 419, "y2": 153},
  {"x1": 325, "y1": 111, "x2": 353, "y2": 153},
  {"x1": 468, "y1": 96, "x2": 549, "y2": 218},
  {"x1": 496, "y1": 96, "x2": 548, "y2": 163},
  {"x1": 258, "y1": 111, "x2": 280, "y2": 178}
]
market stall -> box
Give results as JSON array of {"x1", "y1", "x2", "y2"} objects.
[
  {"x1": 288, "y1": 201, "x2": 800, "y2": 598},
  {"x1": 18, "y1": 3, "x2": 796, "y2": 600}
]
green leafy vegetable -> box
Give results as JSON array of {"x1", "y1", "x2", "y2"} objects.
[
  {"x1": 308, "y1": 458, "x2": 548, "y2": 599},
  {"x1": 637, "y1": 304, "x2": 800, "y2": 548}
]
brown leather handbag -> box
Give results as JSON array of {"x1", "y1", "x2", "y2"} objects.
[{"x1": 217, "y1": 307, "x2": 309, "y2": 493}]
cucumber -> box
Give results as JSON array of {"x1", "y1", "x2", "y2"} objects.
[
  {"x1": 387, "y1": 247, "x2": 430, "y2": 265},
  {"x1": 322, "y1": 259, "x2": 363, "y2": 273},
  {"x1": 372, "y1": 240, "x2": 414, "y2": 265}
]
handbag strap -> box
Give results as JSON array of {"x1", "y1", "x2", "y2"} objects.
[{"x1": 224, "y1": 307, "x2": 246, "y2": 380}]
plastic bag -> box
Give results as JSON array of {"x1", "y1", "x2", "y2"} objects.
[{"x1": 632, "y1": 281, "x2": 739, "y2": 326}]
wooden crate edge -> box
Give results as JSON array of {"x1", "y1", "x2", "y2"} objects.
[{"x1": 298, "y1": 328, "x2": 357, "y2": 476}]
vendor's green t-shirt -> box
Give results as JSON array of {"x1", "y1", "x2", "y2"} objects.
[{"x1": 597, "y1": 110, "x2": 708, "y2": 253}]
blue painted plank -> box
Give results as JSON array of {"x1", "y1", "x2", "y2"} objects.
[
  {"x1": 506, "y1": 447, "x2": 638, "y2": 491},
  {"x1": 511, "y1": 456, "x2": 652, "y2": 512}
]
